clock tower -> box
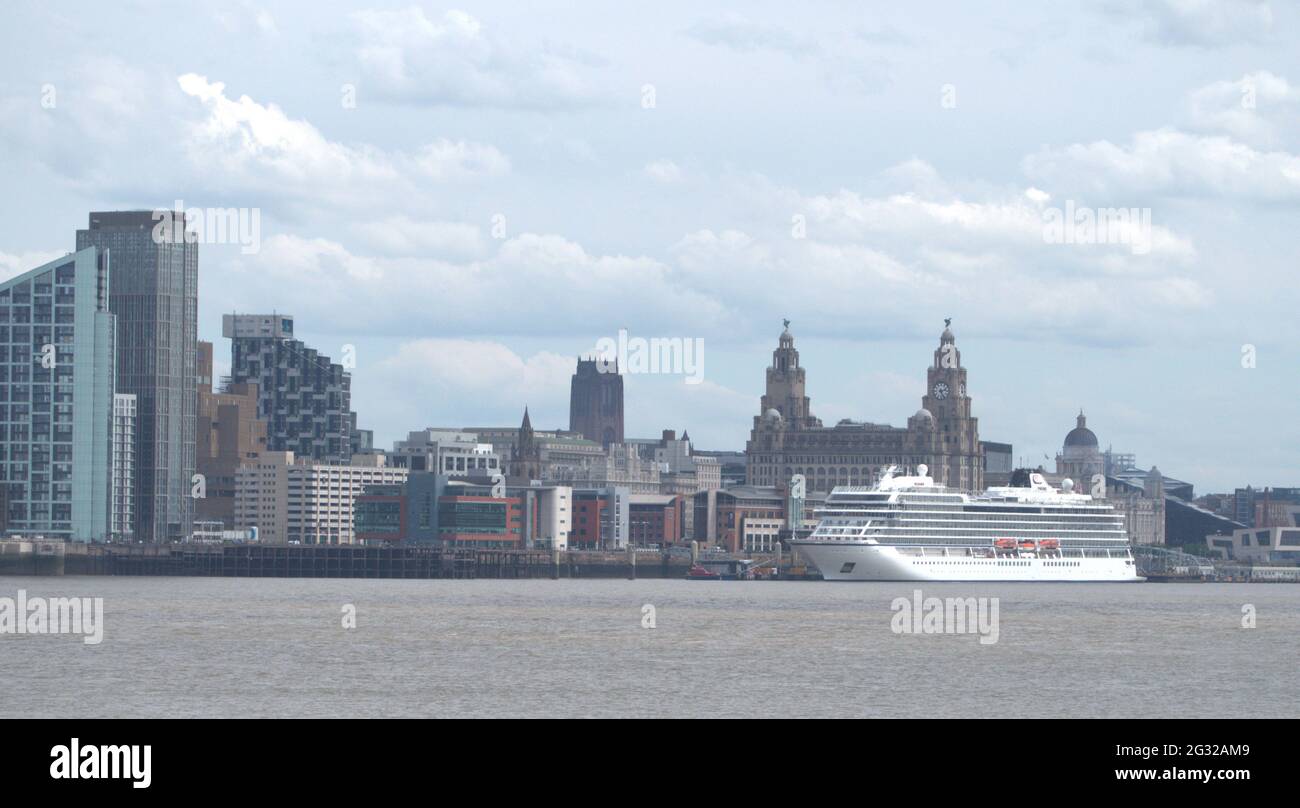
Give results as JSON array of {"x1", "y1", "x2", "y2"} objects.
[{"x1": 919, "y1": 320, "x2": 981, "y2": 491}]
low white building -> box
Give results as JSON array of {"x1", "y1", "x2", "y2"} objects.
[
  {"x1": 391, "y1": 429, "x2": 501, "y2": 477},
  {"x1": 235, "y1": 452, "x2": 408, "y2": 544}
]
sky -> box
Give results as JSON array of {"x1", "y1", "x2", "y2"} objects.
[{"x1": 0, "y1": 0, "x2": 1297, "y2": 493}]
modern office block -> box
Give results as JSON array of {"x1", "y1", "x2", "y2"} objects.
[{"x1": 77, "y1": 211, "x2": 198, "y2": 542}]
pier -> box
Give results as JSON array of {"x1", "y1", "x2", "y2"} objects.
[{"x1": 10, "y1": 542, "x2": 698, "y2": 580}]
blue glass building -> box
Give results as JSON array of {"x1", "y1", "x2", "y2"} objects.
[{"x1": 0, "y1": 247, "x2": 117, "y2": 540}]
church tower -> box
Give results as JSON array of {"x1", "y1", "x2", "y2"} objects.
[
  {"x1": 919, "y1": 320, "x2": 981, "y2": 491},
  {"x1": 512, "y1": 407, "x2": 544, "y2": 483},
  {"x1": 569, "y1": 358, "x2": 624, "y2": 447}
]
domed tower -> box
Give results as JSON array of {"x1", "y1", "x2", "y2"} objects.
[
  {"x1": 759, "y1": 320, "x2": 818, "y2": 429},
  {"x1": 918, "y1": 319, "x2": 981, "y2": 491},
  {"x1": 1056, "y1": 410, "x2": 1103, "y2": 487},
  {"x1": 746, "y1": 320, "x2": 822, "y2": 487}
]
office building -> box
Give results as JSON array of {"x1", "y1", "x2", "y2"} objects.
[
  {"x1": 234, "y1": 451, "x2": 406, "y2": 544},
  {"x1": 77, "y1": 211, "x2": 197, "y2": 542}
]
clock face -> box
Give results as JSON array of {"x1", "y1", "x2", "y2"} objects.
[{"x1": 932, "y1": 382, "x2": 950, "y2": 400}]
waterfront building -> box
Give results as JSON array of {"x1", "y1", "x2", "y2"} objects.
[
  {"x1": 234, "y1": 451, "x2": 406, "y2": 544},
  {"x1": 692, "y1": 485, "x2": 826, "y2": 553},
  {"x1": 354, "y1": 474, "x2": 570, "y2": 549},
  {"x1": 627, "y1": 493, "x2": 685, "y2": 547},
  {"x1": 569, "y1": 357, "x2": 623, "y2": 447},
  {"x1": 223, "y1": 313, "x2": 360, "y2": 464},
  {"x1": 1208, "y1": 506, "x2": 1300, "y2": 562},
  {"x1": 77, "y1": 211, "x2": 198, "y2": 542},
  {"x1": 437, "y1": 480, "x2": 571, "y2": 549},
  {"x1": 570, "y1": 486, "x2": 629, "y2": 549},
  {"x1": 196, "y1": 340, "x2": 267, "y2": 531},
  {"x1": 111, "y1": 393, "x2": 136, "y2": 541},
  {"x1": 0, "y1": 248, "x2": 116, "y2": 541},
  {"x1": 389, "y1": 429, "x2": 501, "y2": 476},
  {"x1": 745, "y1": 321, "x2": 982, "y2": 494}
]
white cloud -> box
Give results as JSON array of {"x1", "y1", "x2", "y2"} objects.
[
  {"x1": 350, "y1": 217, "x2": 486, "y2": 259},
  {"x1": 350, "y1": 7, "x2": 604, "y2": 109},
  {"x1": 684, "y1": 14, "x2": 891, "y2": 93},
  {"x1": 684, "y1": 15, "x2": 819, "y2": 57},
  {"x1": 1188, "y1": 71, "x2": 1298, "y2": 147},
  {"x1": 643, "y1": 159, "x2": 684, "y2": 183},
  {"x1": 1104, "y1": 0, "x2": 1275, "y2": 47},
  {"x1": 1022, "y1": 128, "x2": 1300, "y2": 200},
  {"x1": 210, "y1": 231, "x2": 729, "y2": 339},
  {"x1": 177, "y1": 74, "x2": 510, "y2": 204},
  {"x1": 0, "y1": 250, "x2": 66, "y2": 283}
]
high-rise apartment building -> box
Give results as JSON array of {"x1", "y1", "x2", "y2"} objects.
[
  {"x1": 0, "y1": 248, "x2": 117, "y2": 540},
  {"x1": 111, "y1": 393, "x2": 136, "y2": 541},
  {"x1": 77, "y1": 211, "x2": 198, "y2": 542},
  {"x1": 223, "y1": 313, "x2": 359, "y2": 464}
]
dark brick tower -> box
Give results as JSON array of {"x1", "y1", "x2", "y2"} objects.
[{"x1": 569, "y1": 358, "x2": 624, "y2": 447}]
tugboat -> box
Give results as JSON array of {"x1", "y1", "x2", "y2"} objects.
[{"x1": 685, "y1": 564, "x2": 723, "y2": 580}]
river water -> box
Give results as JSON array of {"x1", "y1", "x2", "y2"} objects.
[{"x1": 1, "y1": 577, "x2": 1295, "y2": 718}]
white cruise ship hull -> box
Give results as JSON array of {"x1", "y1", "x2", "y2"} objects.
[{"x1": 795, "y1": 543, "x2": 1141, "y2": 582}]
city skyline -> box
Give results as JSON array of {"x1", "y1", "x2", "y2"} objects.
[{"x1": 1, "y1": 1, "x2": 1298, "y2": 492}]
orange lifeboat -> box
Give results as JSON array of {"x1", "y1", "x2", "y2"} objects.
[
  {"x1": 993, "y1": 538, "x2": 1016, "y2": 550},
  {"x1": 1040, "y1": 539, "x2": 1060, "y2": 550},
  {"x1": 1017, "y1": 540, "x2": 1037, "y2": 550}
]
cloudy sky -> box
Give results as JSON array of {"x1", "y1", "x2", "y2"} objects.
[{"x1": 1, "y1": 0, "x2": 1297, "y2": 492}]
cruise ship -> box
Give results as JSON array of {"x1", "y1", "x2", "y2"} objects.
[{"x1": 792, "y1": 465, "x2": 1140, "y2": 581}]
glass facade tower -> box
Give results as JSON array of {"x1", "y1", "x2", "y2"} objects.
[
  {"x1": 0, "y1": 248, "x2": 116, "y2": 540},
  {"x1": 77, "y1": 211, "x2": 197, "y2": 542}
]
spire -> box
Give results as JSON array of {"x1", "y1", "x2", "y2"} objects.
[
  {"x1": 521, "y1": 406, "x2": 532, "y2": 431},
  {"x1": 1077, "y1": 410, "x2": 1086, "y2": 429}
]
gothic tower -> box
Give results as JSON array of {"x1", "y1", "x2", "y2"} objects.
[
  {"x1": 919, "y1": 320, "x2": 981, "y2": 491},
  {"x1": 512, "y1": 407, "x2": 543, "y2": 483},
  {"x1": 569, "y1": 358, "x2": 624, "y2": 447}
]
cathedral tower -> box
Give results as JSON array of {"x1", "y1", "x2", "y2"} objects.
[{"x1": 569, "y1": 358, "x2": 624, "y2": 447}]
